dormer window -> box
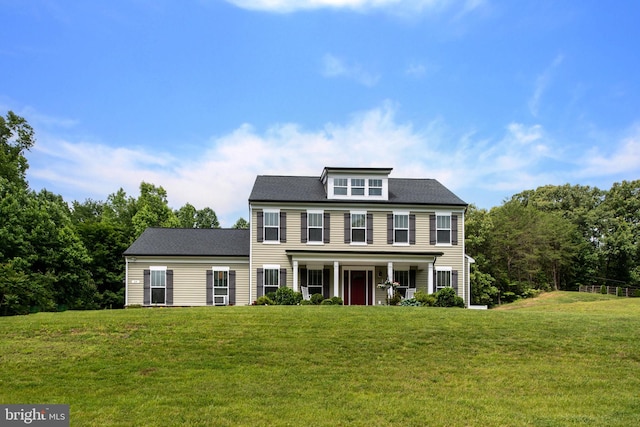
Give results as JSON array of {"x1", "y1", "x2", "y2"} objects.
[
  {"x1": 369, "y1": 179, "x2": 382, "y2": 196},
  {"x1": 334, "y1": 178, "x2": 348, "y2": 195},
  {"x1": 351, "y1": 179, "x2": 365, "y2": 195},
  {"x1": 322, "y1": 167, "x2": 392, "y2": 200}
]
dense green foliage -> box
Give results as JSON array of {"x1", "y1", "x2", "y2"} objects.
[
  {"x1": 0, "y1": 112, "x2": 235, "y2": 315},
  {"x1": 467, "y1": 182, "x2": 640, "y2": 306},
  {"x1": 1, "y1": 294, "x2": 639, "y2": 426}
]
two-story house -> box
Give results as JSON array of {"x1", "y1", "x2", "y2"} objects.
[{"x1": 124, "y1": 167, "x2": 473, "y2": 307}]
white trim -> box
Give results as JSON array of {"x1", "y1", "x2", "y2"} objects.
[
  {"x1": 211, "y1": 267, "x2": 230, "y2": 306},
  {"x1": 342, "y1": 266, "x2": 374, "y2": 306},
  {"x1": 435, "y1": 266, "x2": 453, "y2": 292},
  {"x1": 293, "y1": 260, "x2": 299, "y2": 292},
  {"x1": 306, "y1": 209, "x2": 324, "y2": 244},
  {"x1": 393, "y1": 211, "x2": 410, "y2": 245},
  {"x1": 263, "y1": 208, "x2": 280, "y2": 243},
  {"x1": 350, "y1": 210, "x2": 367, "y2": 244},
  {"x1": 150, "y1": 265, "x2": 167, "y2": 271}
]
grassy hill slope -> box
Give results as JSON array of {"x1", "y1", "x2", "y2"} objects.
[{"x1": 1, "y1": 292, "x2": 638, "y2": 426}]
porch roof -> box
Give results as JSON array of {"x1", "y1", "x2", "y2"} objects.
[{"x1": 286, "y1": 249, "x2": 444, "y2": 265}]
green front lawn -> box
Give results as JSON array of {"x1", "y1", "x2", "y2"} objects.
[{"x1": 1, "y1": 292, "x2": 639, "y2": 426}]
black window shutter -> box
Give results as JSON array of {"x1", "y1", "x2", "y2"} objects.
[
  {"x1": 206, "y1": 270, "x2": 213, "y2": 305},
  {"x1": 344, "y1": 212, "x2": 350, "y2": 243},
  {"x1": 323, "y1": 268, "x2": 330, "y2": 298},
  {"x1": 300, "y1": 268, "x2": 307, "y2": 287},
  {"x1": 301, "y1": 212, "x2": 307, "y2": 243},
  {"x1": 387, "y1": 214, "x2": 393, "y2": 244},
  {"x1": 451, "y1": 215, "x2": 458, "y2": 245},
  {"x1": 280, "y1": 212, "x2": 287, "y2": 243},
  {"x1": 368, "y1": 271, "x2": 373, "y2": 305},
  {"x1": 366, "y1": 213, "x2": 373, "y2": 244},
  {"x1": 257, "y1": 268, "x2": 264, "y2": 298},
  {"x1": 229, "y1": 271, "x2": 236, "y2": 305},
  {"x1": 323, "y1": 212, "x2": 330, "y2": 243},
  {"x1": 280, "y1": 268, "x2": 287, "y2": 288},
  {"x1": 409, "y1": 214, "x2": 416, "y2": 245},
  {"x1": 257, "y1": 211, "x2": 264, "y2": 243},
  {"x1": 452, "y1": 270, "x2": 459, "y2": 293},
  {"x1": 166, "y1": 270, "x2": 174, "y2": 306},
  {"x1": 143, "y1": 270, "x2": 150, "y2": 305},
  {"x1": 410, "y1": 269, "x2": 416, "y2": 288},
  {"x1": 429, "y1": 214, "x2": 436, "y2": 245}
]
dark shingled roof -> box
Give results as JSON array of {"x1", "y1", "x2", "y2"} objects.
[
  {"x1": 248, "y1": 175, "x2": 467, "y2": 206},
  {"x1": 123, "y1": 228, "x2": 250, "y2": 257}
]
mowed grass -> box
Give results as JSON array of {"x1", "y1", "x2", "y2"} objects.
[{"x1": 1, "y1": 293, "x2": 639, "y2": 426}]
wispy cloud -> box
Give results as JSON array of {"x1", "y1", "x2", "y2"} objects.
[
  {"x1": 529, "y1": 54, "x2": 564, "y2": 117},
  {"x1": 26, "y1": 103, "x2": 640, "y2": 225},
  {"x1": 577, "y1": 125, "x2": 640, "y2": 179},
  {"x1": 224, "y1": 0, "x2": 481, "y2": 15},
  {"x1": 321, "y1": 53, "x2": 380, "y2": 86}
]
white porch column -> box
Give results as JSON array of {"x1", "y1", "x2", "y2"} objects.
[
  {"x1": 387, "y1": 262, "x2": 394, "y2": 282},
  {"x1": 428, "y1": 262, "x2": 434, "y2": 294},
  {"x1": 333, "y1": 261, "x2": 339, "y2": 297},
  {"x1": 293, "y1": 260, "x2": 299, "y2": 292}
]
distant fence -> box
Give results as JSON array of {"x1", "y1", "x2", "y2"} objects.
[{"x1": 579, "y1": 285, "x2": 640, "y2": 298}]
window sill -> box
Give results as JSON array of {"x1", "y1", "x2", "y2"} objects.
[
  {"x1": 306, "y1": 241, "x2": 324, "y2": 246},
  {"x1": 262, "y1": 241, "x2": 281, "y2": 245}
]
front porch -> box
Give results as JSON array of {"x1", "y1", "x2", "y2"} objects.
[{"x1": 288, "y1": 250, "x2": 444, "y2": 306}]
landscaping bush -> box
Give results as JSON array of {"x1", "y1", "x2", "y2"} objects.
[
  {"x1": 434, "y1": 288, "x2": 464, "y2": 308},
  {"x1": 320, "y1": 299, "x2": 333, "y2": 305},
  {"x1": 254, "y1": 296, "x2": 274, "y2": 305},
  {"x1": 414, "y1": 290, "x2": 436, "y2": 307},
  {"x1": 330, "y1": 296, "x2": 343, "y2": 305},
  {"x1": 300, "y1": 299, "x2": 313, "y2": 305},
  {"x1": 310, "y1": 293, "x2": 325, "y2": 305},
  {"x1": 600, "y1": 285, "x2": 607, "y2": 294},
  {"x1": 400, "y1": 298, "x2": 421, "y2": 306},
  {"x1": 617, "y1": 287, "x2": 624, "y2": 297},
  {"x1": 634, "y1": 289, "x2": 640, "y2": 298},
  {"x1": 274, "y1": 287, "x2": 302, "y2": 305},
  {"x1": 266, "y1": 291, "x2": 277, "y2": 301}
]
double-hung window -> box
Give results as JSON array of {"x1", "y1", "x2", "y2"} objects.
[
  {"x1": 437, "y1": 214, "x2": 451, "y2": 244},
  {"x1": 351, "y1": 179, "x2": 365, "y2": 195},
  {"x1": 436, "y1": 269, "x2": 451, "y2": 292},
  {"x1": 264, "y1": 267, "x2": 280, "y2": 295},
  {"x1": 334, "y1": 178, "x2": 348, "y2": 195},
  {"x1": 264, "y1": 211, "x2": 280, "y2": 242},
  {"x1": 150, "y1": 267, "x2": 166, "y2": 304},
  {"x1": 308, "y1": 212, "x2": 323, "y2": 243},
  {"x1": 394, "y1": 213, "x2": 409, "y2": 244},
  {"x1": 213, "y1": 268, "x2": 228, "y2": 306},
  {"x1": 308, "y1": 269, "x2": 323, "y2": 296},
  {"x1": 369, "y1": 179, "x2": 382, "y2": 196},
  {"x1": 351, "y1": 212, "x2": 366, "y2": 243}
]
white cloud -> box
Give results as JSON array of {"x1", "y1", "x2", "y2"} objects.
[
  {"x1": 224, "y1": 0, "x2": 452, "y2": 14},
  {"x1": 577, "y1": 126, "x2": 640, "y2": 179},
  {"x1": 25, "y1": 104, "x2": 640, "y2": 225},
  {"x1": 321, "y1": 53, "x2": 380, "y2": 86}
]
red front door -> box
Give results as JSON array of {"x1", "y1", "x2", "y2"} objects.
[{"x1": 350, "y1": 271, "x2": 367, "y2": 305}]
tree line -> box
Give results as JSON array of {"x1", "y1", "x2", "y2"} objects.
[
  {"x1": 1, "y1": 111, "x2": 638, "y2": 314},
  {"x1": 467, "y1": 181, "x2": 640, "y2": 306},
  {"x1": 0, "y1": 112, "x2": 248, "y2": 315}
]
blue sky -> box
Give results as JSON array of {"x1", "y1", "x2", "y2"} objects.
[{"x1": 2, "y1": 0, "x2": 639, "y2": 226}]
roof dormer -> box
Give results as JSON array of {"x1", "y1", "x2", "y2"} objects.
[{"x1": 320, "y1": 167, "x2": 393, "y2": 201}]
